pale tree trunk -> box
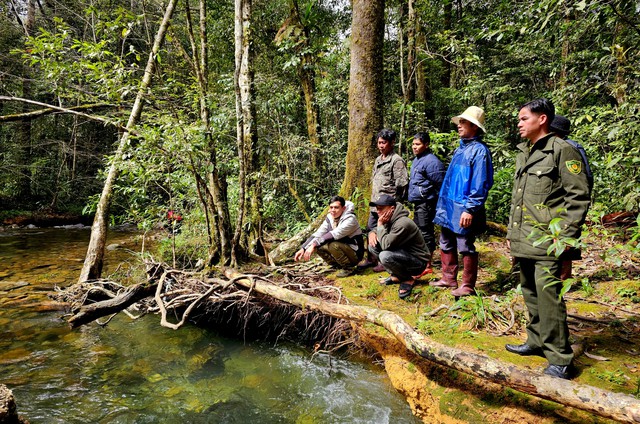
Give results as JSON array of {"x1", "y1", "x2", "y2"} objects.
[
  {"x1": 340, "y1": 0, "x2": 384, "y2": 219},
  {"x1": 232, "y1": 0, "x2": 263, "y2": 265},
  {"x1": 441, "y1": 0, "x2": 453, "y2": 89},
  {"x1": 184, "y1": 0, "x2": 232, "y2": 265},
  {"x1": 78, "y1": 0, "x2": 178, "y2": 282},
  {"x1": 16, "y1": 0, "x2": 37, "y2": 200}
]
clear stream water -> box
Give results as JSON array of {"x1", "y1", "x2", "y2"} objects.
[{"x1": 0, "y1": 228, "x2": 418, "y2": 423}]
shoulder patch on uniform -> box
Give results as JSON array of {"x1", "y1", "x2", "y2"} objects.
[{"x1": 566, "y1": 160, "x2": 582, "y2": 174}]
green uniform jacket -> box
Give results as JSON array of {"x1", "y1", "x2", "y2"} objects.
[
  {"x1": 507, "y1": 134, "x2": 590, "y2": 260},
  {"x1": 376, "y1": 203, "x2": 430, "y2": 263}
]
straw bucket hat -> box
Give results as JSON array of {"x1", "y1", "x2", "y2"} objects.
[{"x1": 451, "y1": 106, "x2": 486, "y2": 134}]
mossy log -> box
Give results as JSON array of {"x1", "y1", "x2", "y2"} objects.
[{"x1": 224, "y1": 268, "x2": 640, "y2": 424}]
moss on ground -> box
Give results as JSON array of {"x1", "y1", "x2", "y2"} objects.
[{"x1": 320, "y1": 230, "x2": 640, "y2": 423}]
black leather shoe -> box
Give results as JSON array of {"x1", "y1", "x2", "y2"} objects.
[
  {"x1": 505, "y1": 343, "x2": 544, "y2": 357},
  {"x1": 543, "y1": 364, "x2": 573, "y2": 379}
]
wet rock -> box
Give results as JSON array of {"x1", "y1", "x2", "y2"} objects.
[
  {"x1": 0, "y1": 282, "x2": 29, "y2": 292},
  {"x1": 0, "y1": 384, "x2": 29, "y2": 423},
  {"x1": 31, "y1": 301, "x2": 68, "y2": 312}
]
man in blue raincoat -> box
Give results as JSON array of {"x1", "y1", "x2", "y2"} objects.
[{"x1": 432, "y1": 106, "x2": 494, "y2": 296}]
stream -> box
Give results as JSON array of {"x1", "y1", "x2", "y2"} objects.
[{"x1": 0, "y1": 227, "x2": 419, "y2": 423}]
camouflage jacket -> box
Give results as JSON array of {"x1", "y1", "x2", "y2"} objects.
[{"x1": 370, "y1": 152, "x2": 408, "y2": 210}]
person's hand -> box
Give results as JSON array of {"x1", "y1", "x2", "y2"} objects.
[
  {"x1": 303, "y1": 244, "x2": 316, "y2": 261},
  {"x1": 506, "y1": 239, "x2": 511, "y2": 250},
  {"x1": 377, "y1": 208, "x2": 393, "y2": 226},
  {"x1": 294, "y1": 248, "x2": 305, "y2": 262},
  {"x1": 460, "y1": 212, "x2": 473, "y2": 228},
  {"x1": 368, "y1": 231, "x2": 378, "y2": 247}
]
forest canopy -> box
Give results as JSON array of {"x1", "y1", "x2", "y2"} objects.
[{"x1": 1, "y1": 0, "x2": 638, "y2": 264}]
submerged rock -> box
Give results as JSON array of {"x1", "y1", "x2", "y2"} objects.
[
  {"x1": 0, "y1": 282, "x2": 29, "y2": 292},
  {"x1": 0, "y1": 384, "x2": 29, "y2": 423}
]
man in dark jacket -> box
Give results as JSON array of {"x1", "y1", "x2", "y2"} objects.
[
  {"x1": 368, "y1": 194, "x2": 429, "y2": 299},
  {"x1": 550, "y1": 114, "x2": 593, "y2": 281},
  {"x1": 506, "y1": 99, "x2": 590, "y2": 380},
  {"x1": 432, "y1": 106, "x2": 494, "y2": 296},
  {"x1": 408, "y1": 132, "x2": 445, "y2": 273}
]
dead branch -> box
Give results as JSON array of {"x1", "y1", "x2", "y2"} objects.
[
  {"x1": 0, "y1": 98, "x2": 118, "y2": 124},
  {"x1": 67, "y1": 281, "x2": 157, "y2": 328}
]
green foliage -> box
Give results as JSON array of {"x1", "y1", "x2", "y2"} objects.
[
  {"x1": 1, "y1": 0, "x2": 639, "y2": 273},
  {"x1": 589, "y1": 368, "x2": 629, "y2": 386},
  {"x1": 578, "y1": 277, "x2": 595, "y2": 297},
  {"x1": 157, "y1": 216, "x2": 210, "y2": 269},
  {"x1": 485, "y1": 167, "x2": 515, "y2": 225},
  {"x1": 364, "y1": 282, "x2": 383, "y2": 299}
]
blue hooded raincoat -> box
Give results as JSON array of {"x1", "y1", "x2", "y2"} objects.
[{"x1": 433, "y1": 136, "x2": 494, "y2": 235}]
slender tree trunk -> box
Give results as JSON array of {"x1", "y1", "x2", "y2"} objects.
[
  {"x1": 184, "y1": 0, "x2": 232, "y2": 265},
  {"x1": 340, "y1": 0, "x2": 384, "y2": 220},
  {"x1": 441, "y1": 0, "x2": 453, "y2": 89},
  {"x1": 16, "y1": 0, "x2": 37, "y2": 201},
  {"x1": 232, "y1": 0, "x2": 261, "y2": 265},
  {"x1": 78, "y1": 0, "x2": 178, "y2": 282},
  {"x1": 270, "y1": 0, "x2": 385, "y2": 262},
  {"x1": 286, "y1": 0, "x2": 324, "y2": 174}
]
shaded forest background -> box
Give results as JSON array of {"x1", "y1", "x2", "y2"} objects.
[{"x1": 1, "y1": 0, "x2": 638, "y2": 266}]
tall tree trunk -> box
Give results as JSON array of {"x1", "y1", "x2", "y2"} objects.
[
  {"x1": 78, "y1": 0, "x2": 178, "y2": 282},
  {"x1": 232, "y1": 0, "x2": 262, "y2": 265},
  {"x1": 441, "y1": 0, "x2": 453, "y2": 89},
  {"x1": 16, "y1": 0, "x2": 37, "y2": 201},
  {"x1": 184, "y1": 0, "x2": 232, "y2": 265},
  {"x1": 340, "y1": 0, "x2": 385, "y2": 219},
  {"x1": 288, "y1": 0, "x2": 323, "y2": 174}
]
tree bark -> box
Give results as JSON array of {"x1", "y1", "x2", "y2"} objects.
[
  {"x1": 340, "y1": 0, "x2": 384, "y2": 217},
  {"x1": 78, "y1": 0, "x2": 178, "y2": 282},
  {"x1": 184, "y1": 0, "x2": 232, "y2": 265},
  {"x1": 285, "y1": 0, "x2": 324, "y2": 174},
  {"x1": 232, "y1": 0, "x2": 262, "y2": 265},
  {"x1": 68, "y1": 282, "x2": 157, "y2": 328},
  {"x1": 268, "y1": 212, "x2": 325, "y2": 264}
]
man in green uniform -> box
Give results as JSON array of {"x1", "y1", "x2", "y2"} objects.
[{"x1": 505, "y1": 99, "x2": 590, "y2": 379}]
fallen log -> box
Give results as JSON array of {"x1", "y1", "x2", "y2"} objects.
[{"x1": 224, "y1": 268, "x2": 640, "y2": 424}]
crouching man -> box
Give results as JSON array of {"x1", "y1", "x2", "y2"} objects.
[
  {"x1": 368, "y1": 194, "x2": 429, "y2": 299},
  {"x1": 294, "y1": 196, "x2": 364, "y2": 277}
]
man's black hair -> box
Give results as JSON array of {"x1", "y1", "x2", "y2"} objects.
[
  {"x1": 413, "y1": 132, "x2": 430, "y2": 144},
  {"x1": 330, "y1": 195, "x2": 346, "y2": 207},
  {"x1": 521, "y1": 98, "x2": 555, "y2": 129},
  {"x1": 377, "y1": 128, "x2": 396, "y2": 143}
]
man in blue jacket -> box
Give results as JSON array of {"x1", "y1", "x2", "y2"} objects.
[
  {"x1": 432, "y1": 106, "x2": 494, "y2": 296},
  {"x1": 408, "y1": 132, "x2": 445, "y2": 273}
]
